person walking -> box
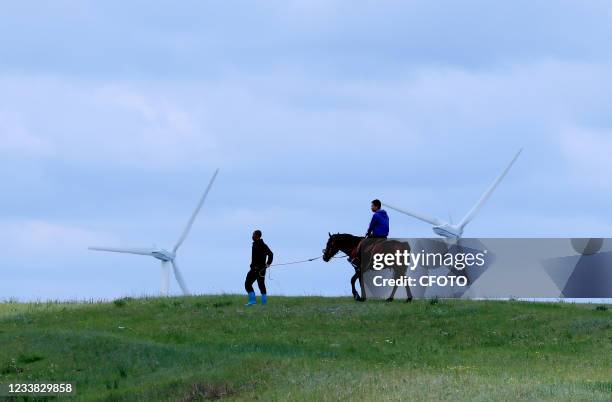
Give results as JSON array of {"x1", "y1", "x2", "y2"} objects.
[{"x1": 245, "y1": 230, "x2": 273, "y2": 306}]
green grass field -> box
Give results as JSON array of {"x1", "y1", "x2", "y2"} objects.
[{"x1": 1, "y1": 296, "x2": 611, "y2": 401}]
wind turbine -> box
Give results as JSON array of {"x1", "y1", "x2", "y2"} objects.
[
  {"x1": 89, "y1": 169, "x2": 219, "y2": 296},
  {"x1": 384, "y1": 150, "x2": 522, "y2": 238}
]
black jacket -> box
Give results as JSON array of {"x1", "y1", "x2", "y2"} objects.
[{"x1": 251, "y1": 239, "x2": 273, "y2": 269}]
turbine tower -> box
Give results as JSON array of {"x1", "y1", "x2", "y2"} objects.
[
  {"x1": 89, "y1": 169, "x2": 219, "y2": 296},
  {"x1": 384, "y1": 149, "x2": 522, "y2": 238}
]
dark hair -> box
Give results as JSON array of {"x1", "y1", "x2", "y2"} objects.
[
  {"x1": 253, "y1": 230, "x2": 262, "y2": 238},
  {"x1": 371, "y1": 199, "x2": 381, "y2": 208}
]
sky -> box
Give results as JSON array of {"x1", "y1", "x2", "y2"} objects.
[{"x1": 2, "y1": 1, "x2": 612, "y2": 301}]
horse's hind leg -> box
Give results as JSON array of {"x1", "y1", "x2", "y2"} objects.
[
  {"x1": 387, "y1": 284, "x2": 398, "y2": 302},
  {"x1": 403, "y1": 267, "x2": 413, "y2": 302},
  {"x1": 405, "y1": 282, "x2": 413, "y2": 302},
  {"x1": 387, "y1": 267, "x2": 403, "y2": 302}
]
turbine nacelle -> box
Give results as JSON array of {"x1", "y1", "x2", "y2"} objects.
[
  {"x1": 151, "y1": 249, "x2": 175, "y2": 262},
  {"x1": 433, "y1": 224, "x2": 462, "y2": 239}
]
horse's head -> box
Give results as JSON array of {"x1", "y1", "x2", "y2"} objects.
[
  {"x1": 323, "y1": 233, "x2": 362, "y2": 262},
  {"x1": 322, "y1": 232, "x2": 341, "y2": 262}
]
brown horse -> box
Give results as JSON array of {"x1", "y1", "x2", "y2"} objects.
[{"x1": 322, "y1": 233, "x2": 413, "y2": 302}]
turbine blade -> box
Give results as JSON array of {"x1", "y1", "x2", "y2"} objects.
[
  {"x1": 173, "y1": 168, "x2": 219, "y2": 253},
  {"x1": 458, "y1": 148, "x2": 522, "y2": 229},
  {"x1": 171, "y1": 260, "x2": 190, "y2": 295},
  {"x1": 88, "y1": 246, "x2": 154, "y2": 256},
  {"x1": 383, "y1": 202, "x2": 443, "y2": 226}
]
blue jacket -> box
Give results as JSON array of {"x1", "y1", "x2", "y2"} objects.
[{"x1": 367, "y1": 209, "x2": 389, "y2": 237}]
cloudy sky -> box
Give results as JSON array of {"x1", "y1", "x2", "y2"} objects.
[{"x1": 2, "y1": 1, "x2": 612, "y2": 301}]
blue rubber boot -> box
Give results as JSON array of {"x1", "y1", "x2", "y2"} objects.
[
  {"x1": 261, "y1": 294, "x2": 268, "y2": 305},
  {"x1": 245, "y1": 291, "x2": 256, "y2": 306}
]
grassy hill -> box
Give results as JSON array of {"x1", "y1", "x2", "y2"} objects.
[{"x1": 1, "y1": 296, "x2": 611, "y2": 401}]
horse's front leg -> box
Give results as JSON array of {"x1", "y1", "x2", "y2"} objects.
[
  {"x1": 357, "y1": 269, "x2": 366, "y2": 302},
  {"x1": 350, "y1": 270, "x2": 360, "y2": 300}
]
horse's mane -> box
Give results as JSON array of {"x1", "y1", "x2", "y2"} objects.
[
  {"x1": 333, "y1": 233, "x2": 362, "y2": 239},
  {"x1": 331, "y1": 233, "x2": 363, "y2": 244}
]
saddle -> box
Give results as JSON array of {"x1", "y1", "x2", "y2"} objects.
[{"x1": 349, "y1": 238, "x2": 388, "y2": 269}]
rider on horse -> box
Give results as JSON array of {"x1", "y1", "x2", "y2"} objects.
[
  {"x1": 323, "y1": 201, "x2": 411, "y2": 302},
  {"x1": 367, "y1": 199, "x2": 389, "y2": 239},
  {"x1": 351, "y1": 199, "x2": 389, "y2": 266}
]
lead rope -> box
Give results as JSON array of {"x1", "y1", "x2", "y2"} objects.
[{"x1": 263, "y1": 253, "x2": 349, "y2": 280}]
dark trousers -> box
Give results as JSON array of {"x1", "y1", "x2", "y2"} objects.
[{"x1": 245, "y1": 268, "x2": 266, "y2": 294}]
